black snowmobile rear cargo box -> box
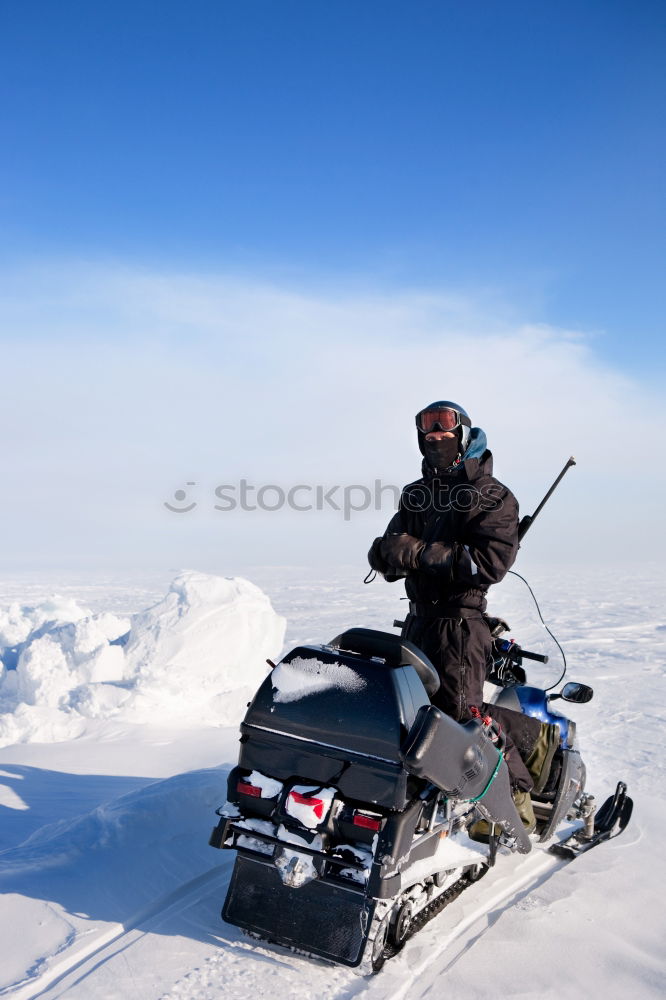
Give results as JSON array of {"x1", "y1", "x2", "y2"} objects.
[{"x1": 237, "y1": 643, "x2": 432, "y2": 811}]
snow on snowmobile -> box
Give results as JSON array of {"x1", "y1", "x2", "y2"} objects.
[{"x1": 208, "y1": 460, "x2": 633, "y2": 973}]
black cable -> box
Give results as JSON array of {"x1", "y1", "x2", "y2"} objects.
[{"x1": 507, "y1": 569, "x2": 567, "y2": 691}]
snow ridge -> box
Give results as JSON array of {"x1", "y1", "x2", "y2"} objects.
[{"x1": 0, "y1": 571, "x2": 286, "y2": 745}]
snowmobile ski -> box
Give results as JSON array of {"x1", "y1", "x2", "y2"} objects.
[{"x1": 549, "y1": 782, "x2": 633, "y2": 859}]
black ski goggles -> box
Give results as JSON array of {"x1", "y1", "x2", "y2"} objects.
[{"x1": 416, "y1": 406, "x2": 465, "y2": 435}]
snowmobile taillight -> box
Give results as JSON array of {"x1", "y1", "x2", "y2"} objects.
[
  {"x1": 288, "y1": 790, "x2": 325, "y2": 820},
  {"x1": 352, "y1": 810, "x2": 382, "y2": 832},
  {"x1": 237, "y1": 780, "x2": 262, "y2": 798}
]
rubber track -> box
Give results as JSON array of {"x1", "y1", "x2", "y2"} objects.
[{"x1": 380, "y1": 871, "x2": 478, "y2": 963}]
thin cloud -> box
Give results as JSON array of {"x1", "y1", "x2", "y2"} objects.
[{"x1": 0, "y1": 260, "x2": 662, "y2": 571}]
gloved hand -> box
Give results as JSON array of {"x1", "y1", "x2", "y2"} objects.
[
  {"x1": 368, "y1": 537, "x2": 391, "y2": 575},
  {"x1": 419, "y1": 541, "x2": 454, "y2": 574},
  {"x1": 421, "y1": 541, "x2": 479, "y2": 583},
  {"x1": 378, "y1": 533, "x2": 426, "y2": 572}
]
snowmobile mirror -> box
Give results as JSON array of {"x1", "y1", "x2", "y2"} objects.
[{"x1": 559, "y1": 682, "x2": 594, "y2": 704}]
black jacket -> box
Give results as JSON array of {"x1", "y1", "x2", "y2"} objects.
[{"x1": 368, "y1": 447, "x2": 519, "y2": 612}]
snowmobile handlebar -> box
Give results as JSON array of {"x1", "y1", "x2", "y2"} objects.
[
  {"x1": 519, "y1": 647, "x2": 549, "y2": 664},
  {"x1": 495, "y1": 638, "x2": 549, "y2": 664}
]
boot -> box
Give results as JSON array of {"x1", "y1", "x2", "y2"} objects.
[
  {"x1": 468, "y1": 788, "x2": 536, "y2": 842},
  {"x1": 525, "y1": 722, "x2": 561, "y2": 794},
  {"x1": 512, "y1": 788, "x2": 536, "y2": 834}
]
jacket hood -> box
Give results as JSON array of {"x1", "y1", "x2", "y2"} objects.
[{"x1": 463, "y1": 426, "x2": 487, "y2": 461}]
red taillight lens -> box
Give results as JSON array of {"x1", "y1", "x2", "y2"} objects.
[
  {"x1": 352, "y1": 811, "x2": 381, "y2": 831},
  {"x1": 289, "y1": 791, "x2": 324, "y2": 819},
  {"x1": 237, "y1": 780, "x2": 261, "y2": 798}
]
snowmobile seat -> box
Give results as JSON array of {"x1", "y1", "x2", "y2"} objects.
[{"x1": 329, "y1": 628, "x2": 440, "y2": 698}]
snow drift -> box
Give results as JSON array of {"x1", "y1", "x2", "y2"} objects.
[{"x1": 0, "y1": 571, "x2": 286, "y2": 745}]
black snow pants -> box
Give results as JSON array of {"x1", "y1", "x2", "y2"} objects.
[{"x1": 402, "y1": 612, "x2": 541, "y2": 792}]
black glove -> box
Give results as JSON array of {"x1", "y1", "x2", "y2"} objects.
[
  {"x1": 484, "y1": 614, "x2": 511, "y2": 638},
  {"x1": 379, "y1": 533, "x2": 425, "y2": 572},
  {"x1": 368, "y1": 537, "x2": 391, "y2": 575},
  {"x1": 419, "y1": 541, "x2": 454, "y2": 574}
]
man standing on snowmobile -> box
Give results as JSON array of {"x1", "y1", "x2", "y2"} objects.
[{"x1": 368, "y1": 401, "x2": 545, "y2": 817}]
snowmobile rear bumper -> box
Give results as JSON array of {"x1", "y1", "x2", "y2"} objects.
[
  {"x1": 212, "y1": 817, "x2": 403, "y2": 898},
  {"x1": 223, "y1": 854, "x2": 375, "y2": 967}
]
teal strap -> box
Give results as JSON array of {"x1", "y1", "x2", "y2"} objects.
[{"x1": 467, "y1": 749, "x2": 503, "y2": 803}]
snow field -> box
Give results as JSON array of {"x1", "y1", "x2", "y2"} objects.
[{"x1": 0, "y1": 566, "x2": 664, "y2": 999}]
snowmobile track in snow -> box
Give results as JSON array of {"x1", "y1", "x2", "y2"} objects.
[
  {"x1": 10, "y1": 844, "x2": 571, "y2": 1000},
  {"x1": 355, "y1": 847, "x2": 569, "y2": 1000},
  {"x1": 6, "y1": 863, "x2": 232, "y2": 1000}
]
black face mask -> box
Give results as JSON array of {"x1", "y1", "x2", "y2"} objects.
[{"x1": 422, "y1": 435, "x2": 460, "y2": 472}]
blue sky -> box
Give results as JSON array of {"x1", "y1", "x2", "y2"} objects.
[
  {"x1": 2, "y1": 0, "x2": 664, "y2": 372},
  {"x1": 1, "y1": 2, "x2": 665, "y2": 572}
]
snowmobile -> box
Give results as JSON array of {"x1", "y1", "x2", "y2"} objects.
[
  {"x1": 209, "y1": 621, "x2": 632, "y2": 973},
  {"x1": 209, "y1": 460, "x2": 632, "y2": 972}
]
